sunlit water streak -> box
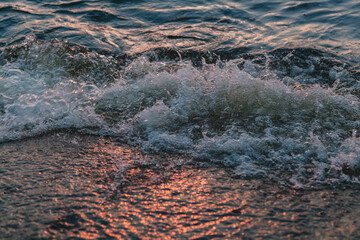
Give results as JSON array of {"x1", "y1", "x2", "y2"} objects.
[{"x1": 1, "y1": 133, "x2": 359, "y2": 239}]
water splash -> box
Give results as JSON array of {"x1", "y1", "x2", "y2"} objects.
[{"x1": 0, "y1": 39, "x2": 359, "y2": 187}]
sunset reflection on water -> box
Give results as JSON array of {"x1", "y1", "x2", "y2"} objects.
[
  {"x1": 109, "y1": 169, "x2": 252, "y2": 239},
  {"x1": 1, "y1": 133, "x2": 359, "y2": 239},
  {"x1": 81, "y1": 138, "x2": 255, "y2": 239}
]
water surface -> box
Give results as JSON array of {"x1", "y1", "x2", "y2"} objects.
[
  {"x1": 1, "y1": 133, "x2": 359, "y2": 239},
  {"x1": 0, "y1": 0, "x2": 360, "y2": 238}
]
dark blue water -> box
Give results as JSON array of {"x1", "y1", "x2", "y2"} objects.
[
  {"x1": 0, "y1": 1, "x2": 360, "y2": 239},
  {"x1": 0, "y1": 0, "x2": 359, "y2": 56}
]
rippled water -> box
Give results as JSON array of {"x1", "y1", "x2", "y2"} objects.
[
  {"x1": 1, "y1": 0, "x2": 359, "y2": 56},
  {"x1": 0, "y1": 0, "x2": 360, "y2": 239},
  {"x1": 1, "y1": 133, "x2": 360, "y2": 239}
]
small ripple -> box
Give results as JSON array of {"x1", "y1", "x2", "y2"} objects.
[
  {"x1": 53, "y1": 9, "x2": 127, "y2": 23},
  {"x1": 301, "y1": 9, "x2": 343, "y2": 21},
  {"x1": 166, "y1": 35, "x2": 206, "y2": 41},
  {"x1": 282, "y1": 2, "x2": 323, "y2": 12},
  {"x1": 81, "y1": 10, "x2": 127, "y2": 23},
  {"x1": 249, "y1": 2, "x2": 281, "y2": 12},
  {"x1": 5, "y1": 5, "x2": 51, "y2": 17},
  {"x1": 53, "y1": 9, "x2": 75, "y2": 15},
  {"x1": 0, "y1": 16, "x2": 22, "y2": 32},
  {"x1": 42, "y1": 0, "x2": 87, "y2": 8},
  {"x1": 48, "y1": 213, "x2": 83, "y2": 230},
  {"x1": 0, "y1": 6, "x2": 12, "y2": 13}
]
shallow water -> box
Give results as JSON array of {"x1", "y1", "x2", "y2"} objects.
[
  {"x1": 1, "y1": 1, "x2": 359, "y2": 187},
  {"x1": 0, "y1": 0, "x2": 359, "y2": 238},
  {"x1": 1, "y1": 39, "x2": 359, "y2": 187},
  {"x1": 1, "y1": 133, "x2": 359, "y2": 239}
]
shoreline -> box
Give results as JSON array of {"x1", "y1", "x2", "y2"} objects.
[{"x1": 1, "y1": 133, "x2": 360, "y2": 239}]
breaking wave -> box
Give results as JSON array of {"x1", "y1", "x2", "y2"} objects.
[{"x1": 1, "y1": 38, "x2": 359, "y2": 188}]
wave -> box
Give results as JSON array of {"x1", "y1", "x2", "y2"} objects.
[{"x1": 0, "y1": 38, "x2": 359, "y2": 188}]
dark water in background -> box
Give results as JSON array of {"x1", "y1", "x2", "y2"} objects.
[
  {"x1": 0, "y1": 0, "x2": 360, "y2": 239},
  {"x1": 0, "y1": 0, "x2": 359, "y2": 56}
]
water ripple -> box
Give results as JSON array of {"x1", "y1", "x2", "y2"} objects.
[{"x1": 0, "y1": 0, "x2": 358, "y2": 55}]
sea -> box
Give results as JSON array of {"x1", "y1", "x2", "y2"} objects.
[{"x1": 0, "y1": 0, "x2": 359, "y2": 239}]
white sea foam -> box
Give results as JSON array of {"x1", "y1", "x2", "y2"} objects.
[{"x1": 1, "y1": 40, "x2": 359, "y2": 187}]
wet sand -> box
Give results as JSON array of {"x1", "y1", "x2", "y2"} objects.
[{"x1": 1, "y1": 133, "x2": 359, "y2": 239}]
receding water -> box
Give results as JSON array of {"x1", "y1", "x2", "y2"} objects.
[
  {"x1": 1, "y1": 133, "x2": 359, "y2": 239},
  {"x1": 0, "y1": 0, "x2": 359, "y2": 239}
]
